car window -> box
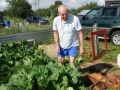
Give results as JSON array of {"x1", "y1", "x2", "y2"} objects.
[
  {"x1": 33, "y1": 17, "x2": 37, "y2": 20},
  {"x1": 36, "y1": 16, "x2": 43, "y2": 20},
  {"x1": 85, "y1": 8, "x2": 100, "y2": 19},
  {"x1": 28, "y1": 16, "x2": 33, "y2": 19},
  {"x1": 101, "y1": 7, "x2": 117, "y2": 19},
  {"x1": 28, "y1": 16, "x2": 37, "y2": 20}
]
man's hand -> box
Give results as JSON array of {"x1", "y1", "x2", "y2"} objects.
[{"x1": 80, "y1": 46, "x2": 85, "y2": 56}]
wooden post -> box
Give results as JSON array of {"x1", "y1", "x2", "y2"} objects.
[
  {"x1": 26, "y1": 22, "x2": 29, "y2": 25},
  {"x1": 19, "y1": 22, "x2": 25, "y2": 33},
  {"x1": 93, "y1": 23, "x2": 99, "y2": 56},
  {"x1": 10, "y1": 20, "x2": 15, "y2": 27},
  {"x1": 38, "y1": 20, "x2": 41, "y2": 28},
  {"x1": 22, "y1": 22, "x2": 25, "y2": 33}
]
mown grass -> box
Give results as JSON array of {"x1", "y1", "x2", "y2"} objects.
[
  {"x1": 101, "y1": 40, "x2": 119, "y2": 62},
  {"x1": 82, "y1": 39, "x2": 119, "y2": 63}
]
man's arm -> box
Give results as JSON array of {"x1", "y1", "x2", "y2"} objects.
[
  {"x1": 54, "y1": 30, "x2": 60, "y2": 53},
  {"x1": 78, "y1": 30, "x2": 85, "y2": 55}
]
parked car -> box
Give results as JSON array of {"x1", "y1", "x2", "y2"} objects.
[
  {"x1": 26, "y1": 16, "x2": 49, "y2": 25},
  {"x1": 80, "y1": 6, "x2": 120, "y2": 46}
]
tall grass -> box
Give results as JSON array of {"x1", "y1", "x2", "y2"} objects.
[
  {"x1": 0, "y1": 22, "x2": 52, "y2": 35},
  {"x1": 0, "y1": 17, "x2": 53, "y2": 35}
]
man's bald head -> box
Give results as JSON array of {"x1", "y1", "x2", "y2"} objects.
[
  {"x1": 58, "y1": 5, "x2": 68, "y2": 14},
  {"x1": 58, "y1": 5, "x2": 69, "y2": 21}
]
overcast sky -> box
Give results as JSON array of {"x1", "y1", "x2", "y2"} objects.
[{"x1": 0, "y1": 0, "x2": 105, "y2": 11}]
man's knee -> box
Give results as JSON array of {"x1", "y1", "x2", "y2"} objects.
[
  {"x1": 69, "y1": 56, "x2": 75, "y2": 64},
  {"x1": 58, "y1": 57, "x2": 64, "y2": 64}
]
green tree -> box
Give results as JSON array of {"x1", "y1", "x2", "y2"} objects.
[
  {"x1": 69, "y1": 8, "x2": 78, "y2": 16},
  {"x1": 77, "y1": 2, "x2": 100, "y2": 14},
  {"x1": 6, "y1": 0, "x2": 32, "y2": 19},
  {"x1": 69, "y1": 2, "x2": 100, "y2": 16},
  {"x1": 34, "y1": 0, "x2": 62, "y2": 18},
  {"x1": 36, "y1": 8, "x2": 51, "y2": 17},
  {"x1": 49, "y1": 0, "x2": 63, "y2": 18}
]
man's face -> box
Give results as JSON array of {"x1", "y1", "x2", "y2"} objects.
[{"x1": 59, "y1": 10, "x2": 68, "y2": 21}]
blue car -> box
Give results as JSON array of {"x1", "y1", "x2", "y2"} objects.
[{"x1": 26, "y1": 16, "x2": 49, "y2": 25}]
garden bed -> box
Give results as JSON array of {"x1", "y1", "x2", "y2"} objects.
[{"x1": 0, "y1": 40, "x2": 120, "y2": 90}]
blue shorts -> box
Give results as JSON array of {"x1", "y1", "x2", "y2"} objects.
[{"x1": 58, "y1": 45, "x2": 79, "y2": 57}]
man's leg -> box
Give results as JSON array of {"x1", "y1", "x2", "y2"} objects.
[
  {"x1": 58, "y1": 56, "x2": 64, "y2": 64},
  {"x1": 58, "y1": 45, "x2": 68, "y2": 64},
  {"x1": 68, "y1": 46, "x2": 79, "y2": 64},
  {"x1": 69, "y1": 56, "x2": 75, "y2": 64}
]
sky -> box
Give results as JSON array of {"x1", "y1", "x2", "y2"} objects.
[{"x1": 0, "y1": 0, "x2": 105, "y2": 11}]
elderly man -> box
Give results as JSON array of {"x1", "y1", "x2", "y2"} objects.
[{"x1": 53, "y1": 5, "x2": 85, "y2": 64}]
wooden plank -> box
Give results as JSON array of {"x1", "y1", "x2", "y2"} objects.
[{"x1": 90, "y1": 29, "x2": 108, "y2": 61}]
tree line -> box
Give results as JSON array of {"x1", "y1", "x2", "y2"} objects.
[{"x1": 0, "y1": 0, "x2": 100, "y2": 19}]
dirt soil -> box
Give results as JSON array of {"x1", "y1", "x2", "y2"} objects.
[
  {"x1": 80, "y1": 60, "x2": 120, "y2": 90},
  {"x1": 80, "y1": 60, "x2": 120, "y2": 75}
]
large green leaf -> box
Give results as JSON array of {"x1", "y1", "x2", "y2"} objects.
[{"x1": 0, "y1": 84, "x2": 7, "y2": 90}]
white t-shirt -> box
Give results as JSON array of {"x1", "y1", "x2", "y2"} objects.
[{"x1": 53, "y1": 14, "x2": 82, "y2": 49}]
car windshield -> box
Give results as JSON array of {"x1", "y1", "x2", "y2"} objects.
[{"x1": 36, "y1": 16, "x2": 44, "y2": 20}]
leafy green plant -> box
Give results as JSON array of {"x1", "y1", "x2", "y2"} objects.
[{"x1": 0, "y1": 40, "x2": 87, "y2": 90}]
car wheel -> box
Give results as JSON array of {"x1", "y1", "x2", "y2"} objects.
[
  {"x1": 47, "y1": 22, "x2": 49, "y2": 25},
  {"x1": 111, "y1": 31, "x2": 120, "y2": 46}
]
